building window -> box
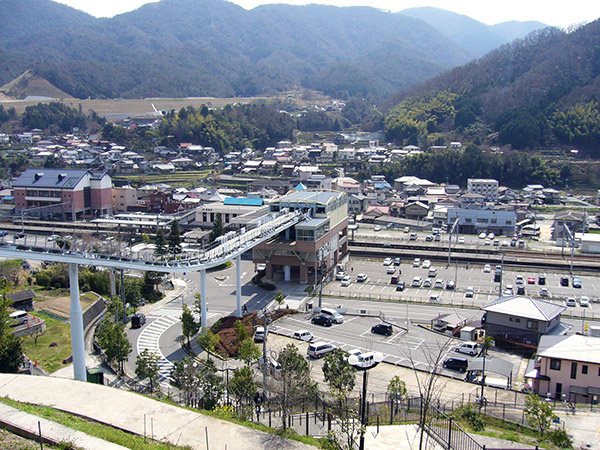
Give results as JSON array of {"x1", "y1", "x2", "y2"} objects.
[
  {"x1": 526, "y1": 320, "x2": 539, "y2": 330},
  {"x1": 465, "y1": 218, "x2": 472, "y2": 223},
  {"x1": 550, "y1": 359, "x2": 561, "y2": 370},
  {"x1": 571, "y1": 362, "x2": 578, "y2": 379},
  {"x1": 582, "y1": 365, "x2": 588, "y2": 375}
]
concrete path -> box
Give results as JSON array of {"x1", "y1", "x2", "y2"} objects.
[
  {"x1": 0, "y1": 373, "x2": 315, "y2": 450},
  {"x1": 0, "y1": 402, "x2": 128, "y2": 450}
]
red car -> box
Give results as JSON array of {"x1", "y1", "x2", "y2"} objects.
[{"x1": 527, "y1": 277, "x2": 536, "y2": 284}]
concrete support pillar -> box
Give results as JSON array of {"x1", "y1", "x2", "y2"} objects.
[
  {"x1": 68, "y1": 263, "x2": 86, "y2": 382},
  {"x1": 235, "y1": 254, "x2": 242, "y2": 318},
  {"x1": 200, "y1": 269, "x2": 208, "y2": 328},
  {"x1": 284, "y1": 265, "x2": 291, "y2": 282},
  {"x1": 266, "y1": 263, "x2": 273, "y2": 281},
  {"x1": 300, "y1": 265, "x2": 308, "y2": 284}
]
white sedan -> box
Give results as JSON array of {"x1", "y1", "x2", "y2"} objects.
[{"x1": 422, "y1": 260, "x2": 432, "y2": 269}]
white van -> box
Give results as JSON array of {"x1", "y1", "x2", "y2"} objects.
[
  {"x1": 254, "y1": 326, "x2": 266, "y2": 342},
  {"x1": 9, "y1": 310, "x2": 28, "y2": 326},
  {"x1": 319, "y1": 308, "x2": 344, "y2": 324},
  {"x1": 307, "y1": 342, "x2": 337, "y2": 358},
  {"x1": 293, "y1": 330, "x2": 314, "y2": 342},
  {"x1": 456, "y1": 342, "x2": 479, "y2": 356},
  {"x1": 428, "y1": 268, "x2": 437, "y2": 277}
]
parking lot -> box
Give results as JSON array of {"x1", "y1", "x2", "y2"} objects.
[
  {"x1": 326, "y1": 257, "x2": 600, "y2": 313},
  {"x1": 271, "y1": 312, "x2": 524, "y2": 382}
]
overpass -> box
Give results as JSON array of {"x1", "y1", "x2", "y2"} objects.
[{"x1": 0, "y1": 208, "x2": 306, "y2": 382}]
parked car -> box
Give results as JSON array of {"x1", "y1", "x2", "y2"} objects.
[
  {"x1": 412, "y1": 276, "x2": 423, "y2": 287},
  {"x1": 335, "y1": 271, "x2": 347, "y2": 280},
  {"x1": 539, "y1": 287, "x2": 550, "y2": 297},
  {"x1": 371, "y1": 323, "x2": 393, "y2": 336},
  {"x1": 413, "y1": 258, "x2": 421, "y2": 267},
  {"x1": 429, "y1": 293, "x2": 440, "y2": 302},
  {"x1": 307, "y1": 342, "x2": 337, "y2": 358},
  {"x1": 527, "y1": 277, "x2": 536, "y2": 284},
  {"x1": 465, "y1": 287, "x2": 474, "y2": 298},
  {"x1": 383, "y1": 257, "x2": 393, "y2": 266},
  {"x1": 293, "y1": 330, "x2": 313, "y2": 342},
  {"x1": 483, "y1": 264, "x2": 491, "y2": 273},
  {"x1": 425, "y1": 235, "x2": 434, "y2": 242},
  {"x1": 443, "y1": 356, "x2": 469, "y2": 373},
  {"x1": 428, "y1": 268, "x2": 437, "y2": 277},
  {"x1": 341, "y1": 276, "x2": 351, "y2": 287},
  {"x1": 572, "y1": 277, "x2": 582, "y2": 288},
  {"x1": 579, "y1": 296, "x2": 590, "y2": 307},
  {"x1": 560, "y1": 276, "x2": 569, "y2": 287},
  {"x1": 538, "y1": 274, "x2": 546, "y2": 285},
  {"x1": 504, "y1": 284, "x2": 514, "y2": 295},
  {"x1": 445, "y1": 280, "x2": 456, "y2": 290},
  {"x1": 409, "y1": 233, "x2": 417, "y2": 240},
  {"x1": 357, "y1": 273, "x2": 368, "y2": 282},
  {"x1": 393, "y1": 257, "x2": 401, "y2": 266},
  {"x1": 458, "y1": 237, "x2": 465, "y2": 244},
  {"x1": 517, "y1": 286, "x2": 526, "y2": 295},
  {"x1": 396, "y1": 281, "x2": 406, "y2": 291},
  {"x1": 311, "y1": 314, "x2": 333, "y2": 327},
  {"x1": 434, "y1": 279, "x2": 444, "y2": 289},
  {"x1": 254, "y1": 326, "x2": 266, "y2": 342},
  {"x1": 487, "y1": 232, "x2": 495, "y2": 239},
  {"x1": 387, "y1": 266, "x2": 396, "y2": 274},
  {"x1": 566, "y1": 298, "x2": 577, "y2": 307},
  {"x1": 422, "y1": 260, "x2": 432, "y2": 269},
  {"x1": 456, "y1": 342, "x2": 479, "y2": 356},
  {"x1": 320, "y1": 308, "x2": 344, "y2": 324},
  {"x1": 423, "y1": 279, "x2": 432, "y2": 288},
  {"x1": 478, "y1": 232, "x2": 487, "y2": 239},
  {"x1": 515, "y1": 275, "x2": 524, "y2": 285},
  {"x1": 390, "y1": 275, "x2": 399, "y2": 284},
  {"x1": 374, "y1": 226, "x2": 381, "y2": 232},
  {"x1": 0, "y1": 230, "x2": 7, "y2": 237}
]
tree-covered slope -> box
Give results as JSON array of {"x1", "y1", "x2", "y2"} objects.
[{"x1": 384, "y1": 20, "x2": 600, "y2": 155}]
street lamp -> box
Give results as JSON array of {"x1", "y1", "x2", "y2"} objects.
[{"x1": 348, "y1": 352, "x2": 384, "y2": 450}]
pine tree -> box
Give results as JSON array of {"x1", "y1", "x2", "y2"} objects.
[
  {"x1": 154, "y1": 229, "x2": 167, "y2": 257},
  {"x1": 208, "y1": 213, "x2": 224, "y2": 243},
  {"x1": 168, "y1": 220, "x2": 182, "y2": 255}
]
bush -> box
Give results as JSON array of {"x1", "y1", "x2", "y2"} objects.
[
  {"x1": 545, "y1": 429, "x2": 572, "y2": 449},
  {"x1": 453, "y1": 404, "x2": 485, "y2": 431}
]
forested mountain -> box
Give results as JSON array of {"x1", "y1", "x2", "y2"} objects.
[
  {"x1": 384, "y1": 20, "x2": 600, "y2": 156},
  {"x1": 0, "y1": 0, "x2": 540, "y2": 100},
  {"x1": 400, "y1": 7, "x2": 547, "y2": 58}
]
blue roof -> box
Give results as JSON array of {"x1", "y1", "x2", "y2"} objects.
[
  {"x1": 223, "y1": 197, "x2": 264, "y2": 206},
  {"x1": 294, "y1": 183, "x2": 307, "y2": 190}
]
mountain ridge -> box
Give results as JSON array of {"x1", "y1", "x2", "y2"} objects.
[{"x1": 0, "y1": 0, "x2": 549, "y2": 100}]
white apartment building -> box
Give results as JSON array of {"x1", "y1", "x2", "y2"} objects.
[{"x1": 467, "y1": 178, "x2": 499, "y2": 202}]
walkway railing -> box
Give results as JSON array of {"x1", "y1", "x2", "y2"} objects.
[{"x1": 0, "y1": 209, "x2": 305, "y2": 273}]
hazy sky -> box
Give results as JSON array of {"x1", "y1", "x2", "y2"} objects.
[{"x1": 54, "y1": 0, "x2": 600, "y2": 28}]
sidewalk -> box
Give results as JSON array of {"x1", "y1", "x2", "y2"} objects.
[
  {"x1": 0, "y1": 373, "x2": 316, "y2": 450},
  {"x1": 0, "y1": 402, "x2": 128, "y2": 450}
]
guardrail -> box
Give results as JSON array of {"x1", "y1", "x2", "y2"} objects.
[{"x1": 0, "y1": 209, "x2": 304, "y2": 273}]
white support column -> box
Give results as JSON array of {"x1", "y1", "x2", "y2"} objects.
[
  {"x1": 236, "y1": 254, "x2": 242, "y2": 318},
  {"x1": 200, "y1": 269, "x2": 208, "y2": 328},
  {"x1": 68, "y1": 263, "x2": 86, "y2": 382},
  {"x1": 284, "y1": 264, "x2": 291, "y2": 282}
]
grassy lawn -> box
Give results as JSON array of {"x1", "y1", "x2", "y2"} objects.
[
  {"x1": 20, "y1": 310, "x2": 72, "y2": 374},
  {"x1": 0, "y1": 397, "x2": 193, "y2": 450}
]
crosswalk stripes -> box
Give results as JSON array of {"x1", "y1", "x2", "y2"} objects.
[
  {"x1": 137, "y1": 310, "x2": 219, "y2": 388},
  {"x1": 137, "y1": 314, "x2": 179, "y2": 387}
]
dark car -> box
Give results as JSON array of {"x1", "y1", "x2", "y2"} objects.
[
  {"x1": 393, "y1": 257, "x2": 401, "y2": 266},
  {"x1": 396, "y1": 281, "x2": 406, "y2": 291},
  {"x1": 516, "y1": 286, "x2": 526, "y2": 295},
  {"x1": 311, "y1": 314, "x2": 333, "y2": 327},
  {"x1": 443, "y1": 356, "x2": 469, "y2": 373},
  {"x1": 371, "y1": 323, "x2": 393, "y2": 336},
  {"x1": 538, "y1": 274, "x2": 546, "y2": 285},
  {"x1": 560, "y1": 276, "x2": 569, "y2": 287},
  {"x1": 131, "y1": 313, "x2": 146, "y2": 328},
  {"x1": 494, "y1": 273, "x2": 501, "y2": 283}
]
